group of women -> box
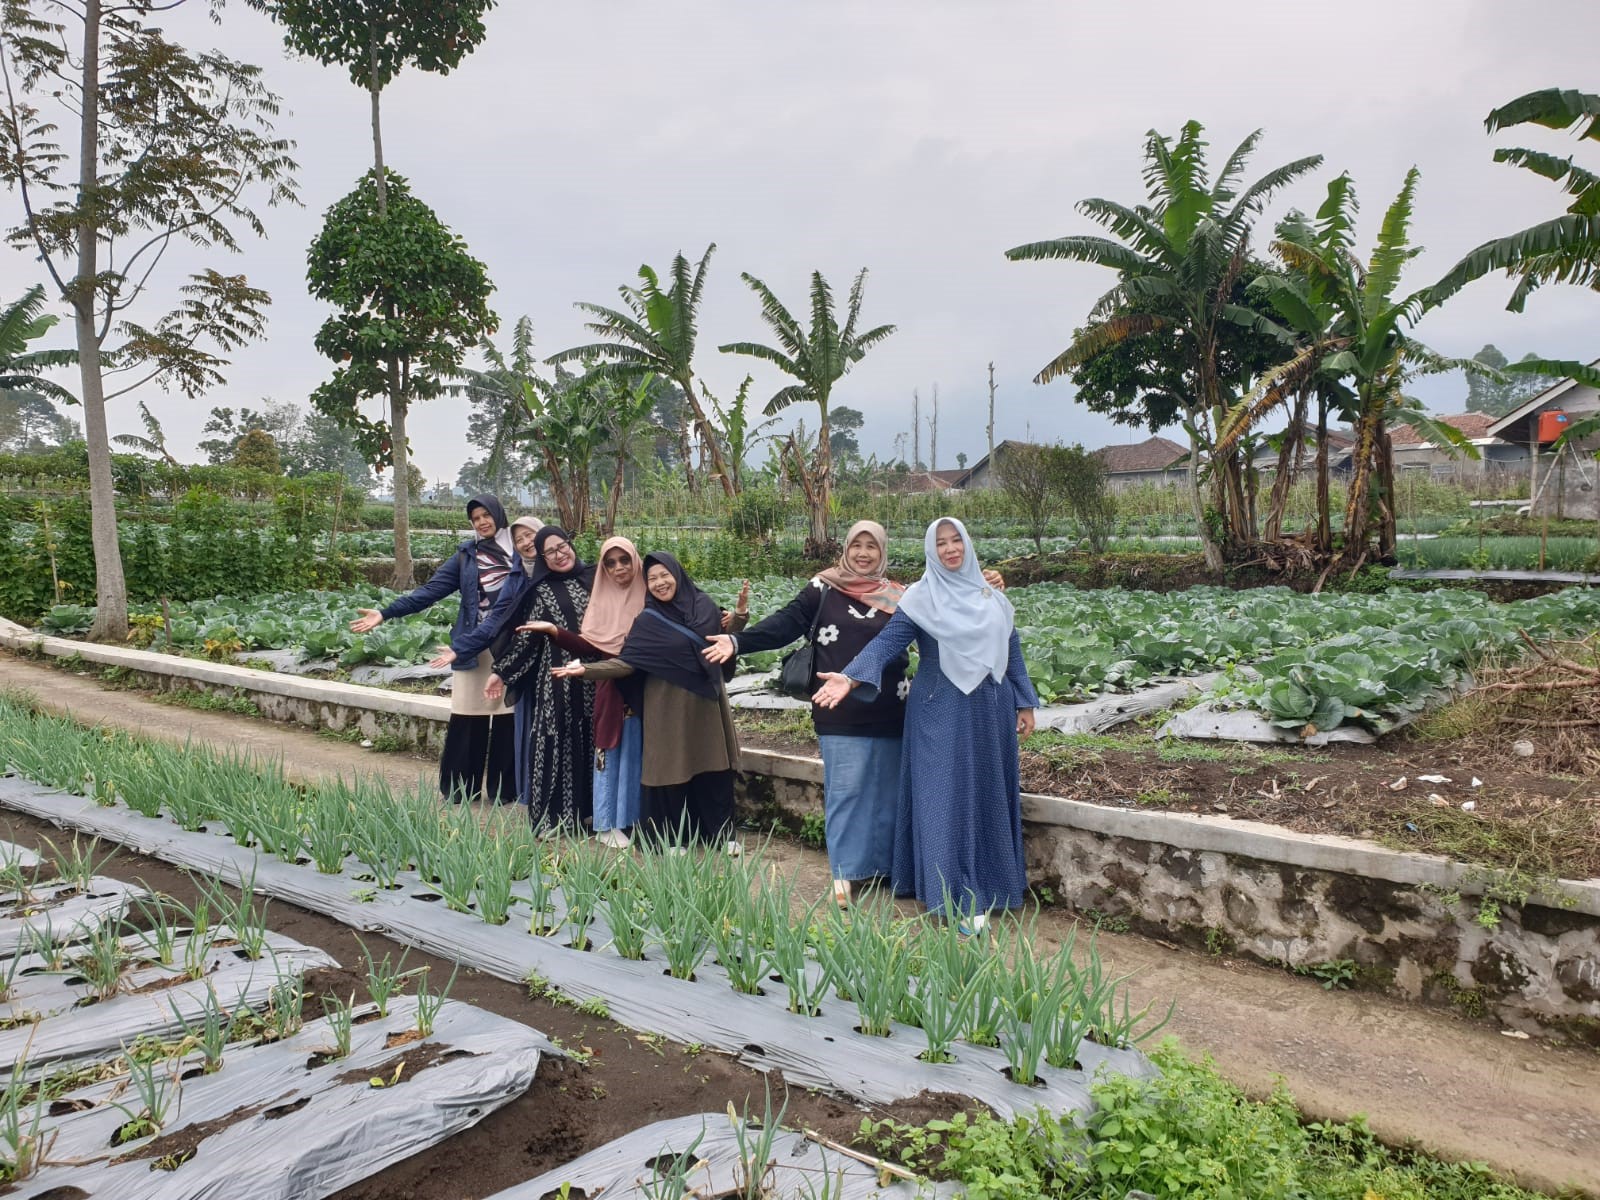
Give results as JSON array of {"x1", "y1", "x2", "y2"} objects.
[{"x1": 357, "y1": 496, "x2": 1038, "y2": 923}]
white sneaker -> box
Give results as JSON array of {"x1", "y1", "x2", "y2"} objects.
[
  {"x1": 596, "y1": 828, "x2": 630, "y2": 849},
  {"x1": 666, "y1": 845, "x2": 689, "y2": 858},
  {"x1": 725, "y1": 839, "x2": 744, "y2": 858}
]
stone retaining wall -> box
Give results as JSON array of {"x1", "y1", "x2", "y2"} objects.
[{"x1": 4, "y1": 622, "x2": 1597, "y2": 1040}]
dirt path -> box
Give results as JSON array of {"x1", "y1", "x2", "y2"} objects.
[{"x1": 4, "y1": 652, "x2": 1597, "y2": 1195}]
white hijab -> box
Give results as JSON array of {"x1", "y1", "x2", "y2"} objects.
[{"x1": 896, "y1": 516, "x2": 1014, "y2": 694}]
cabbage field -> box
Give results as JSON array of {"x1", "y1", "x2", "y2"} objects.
[{"x1": 35, "y1": 579, "x2": 1600, "y2": 734}]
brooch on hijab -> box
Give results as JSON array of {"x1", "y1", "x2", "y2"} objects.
[{"x1": 982, "y1": 586, "x2": 993, "y2": 597}]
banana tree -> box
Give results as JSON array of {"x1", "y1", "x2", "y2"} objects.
[
  {"x1": 1223, "y1": 170, "x2": 1491, "y2": 572},
  {"x1": 720, "y1": 268, "x2": 895, "y2": 556},
  {"x1": 553, "y1": 245, "x2": 737, "y2": 497},
  {"x1": 1006, "y1": 122, "x2": 1319, "y2": 570},
  {"x1": 1431, "y1": 87, "x2": 1600, "y2": 311}
]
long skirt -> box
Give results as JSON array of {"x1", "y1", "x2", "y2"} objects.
[
  {"x1": 439, "y1": 659, "x2": 516, "y2": 802},
  {"x1": 592, "y1": 715, "x2": 642, "y2": 832},
  {"x1": 641, "y1": 770, "x2": 734, "y2": 846},
  {"x1": 817, "y1": 733, "x2": 900, "y2": 882}
]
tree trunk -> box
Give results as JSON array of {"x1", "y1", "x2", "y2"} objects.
[
  {"x1": 75, "y1": 0, "x2": 129, "y2": 641},
  {"x1": 1263, "y1": 392, "x2": 1304, "y2": 543},
  {"x1": 1183, "y1": 406, "x2": 1223, "y2": 571},
  {"x1": 679, "y1": 377, "x2": 736, "y2": 497},
  {"x1": 1342, "y1": 389, "x2": 1383, "y2": 562},
  {"x1": 368, "y1": 38, "x2": 386, "y2": 211},
  {"x1": 1376, "y1": 422, "x2": 1397, "y2": 561},
  {"x1": 1315, "y1": 392, "x2": 1331, "y2": 555},
  {"x1": 604, "y1": 458, "x2": 625, "y2": 535},
  {"x1": 389, "y1": 377, "x2": 413, "y2": 589},
  {"x1": 809, "y1": 394, "x2": 834, "y2": 557}
]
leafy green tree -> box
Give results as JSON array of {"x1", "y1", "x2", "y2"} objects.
[
  {"x1": 0, "y1": 390, "x2": 77, "y2": 452},
  {"x1": 1432, "y1": 88, "x2": 1600, "y2": 311},
  {"x1": 705, "y1": 374, "x2": 779, "y2": 494},
  {"x1": 1058, "y1": 444, "x2": 1116, "y2": 553},
  {"x1": 1463, "y1": 344, "x2": 1545, "y2": 417},
  {"x1": 554, "y1": 245, "x2": 737, "y2": 497},
  {"x1": 1006, "y1": 122, "x2": 1319, "y2": 570},
  {"x1": 720, "y1": 268, "x2": 896, "y2": 556},
  {"x1": 197, "y1": 401, "x2": 299, "y2": 464},
  {"x1": 996, "y1": 442, "x2": 1069, "y2": 552},
  {"x1": 231, "y1": 428, "x2": 282, "y2": 474},
  {"x1": 0, "y1": 286, "x2": 76, "y2": 402},
  {"x1": 455, "y1": 316, "x2": 543, "y2": 496},
  {"x1": 596, "y1": 372, "x2": 663, "y2": 534},
  {"x1": 2, "y1": 1, "x2": 298, "y2": 639},
  {"x1": 306, "y1": 169, "x2": 496, "y2": 587},
  {"x1": 829, "y1": 405, "x2": 865, "y2": 464},
  {"x1": 245, "y1": 0, "x2": 496, "y2": 217},
  {"x1": 282, "y1": 407, "x2": 372, "y2": 491}
]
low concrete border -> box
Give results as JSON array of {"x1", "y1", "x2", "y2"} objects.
[{"x1": 6, "y1": 620, "x2": 1597, "y2": 1035}]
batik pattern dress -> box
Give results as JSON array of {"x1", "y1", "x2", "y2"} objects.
[
  {"x1": 841, "y1": 612, "x2": 1040, "y2": 915},
  {"x1": 494, "y1": 574, "x2": 595, "y2": 827}
]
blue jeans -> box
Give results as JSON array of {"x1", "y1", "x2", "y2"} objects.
[
  {"x1": 817, "y1": 734, "x2": 901, "y2": 882},
  {"x1": 592, "y1": 714, "x2": 642, "y2": 831}
]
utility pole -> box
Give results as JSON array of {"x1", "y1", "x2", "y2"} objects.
[
  {"x1": 986, "y1": 362, "x2": 997, "y2": 464},
  {"x1": 930, "y1": 383, "x2": 939, "y2": 470},
  {"x1": 912, "y1": 388, "x2": 921, "y2": 470}
]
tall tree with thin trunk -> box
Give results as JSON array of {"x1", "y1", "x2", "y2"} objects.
[
  {"x1": 248, "y1": 0, "x2": 496, "y2": 585},
  {"x1": 2, "y1": 0, "x2": 298, "y2": 639},
  {"x1": 720, "y1": 268, "x2": 896, "y2": 556},
  {"x1": 307, "y1": 169, "x2": 496, "y2": 585}
]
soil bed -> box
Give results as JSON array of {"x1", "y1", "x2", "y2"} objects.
[
  {"x1": 0, "y1": 808, "x2": 970, "y2": 1200},
  {"x1": 734, "y1": 713, "x2": 1600, "y2": 881}
]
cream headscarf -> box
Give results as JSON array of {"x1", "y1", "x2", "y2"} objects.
[
  {"x1": 815, "y1": 519, "x2": 904, "y2": 613},
  {"x1": 509, "y1": 515, "x2": 544, "y2": 576},
  {"x1": 578, "y1": 536, "x2": 646, "y2": 654}
]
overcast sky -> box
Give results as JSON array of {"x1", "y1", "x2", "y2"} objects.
[{"x1": 6, "y1": 0, "x2": 1599, "y2": 485}]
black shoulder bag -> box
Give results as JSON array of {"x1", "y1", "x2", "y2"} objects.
[{"x1": 776, "y1": 582, "x2": 828, "y2": 700}]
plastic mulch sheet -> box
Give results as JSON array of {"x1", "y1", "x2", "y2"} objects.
[
  {"x1": 1035, "y1": 672, "x2": 1222, "y2": 734},
  {"x1": 1, "y1": 928, "x2": 336, "y2": 1084},
  {"x1": 0, "y1": 875, "x2": 148, "y2": 956},
  {"x1": 15, "y1": 996, "x2": 548, "y2": 1200},
  {"x1": 0, "y1": 775, "x2": 1158, "y2": 1120},
  {"x1": 484, "y1": 1113, "x2": 962, "y2": 1199},
  {"x1": 1158, "y1": 700, "x2": 1379, "y2": 745},
  {"x1": 0, "y1": 836, "x2": 41, "y2": 868}
]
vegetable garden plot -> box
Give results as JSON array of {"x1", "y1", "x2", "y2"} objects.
[
  {"x1": 488, "y1": 1113, "x2": 956, "y2": 1200},
  {"x1": 0, "y1": 875, "x2": 147, "y2": 957},
  {"x1": 0, "y1": 772, "x2": 1161, "y2": 1122},
  {"x1": 0, "y1": 927, "x2": 335, "y2": 1084},
  {"x1": 14, "y1": 996, "x2": 548, "y2": 1200}
]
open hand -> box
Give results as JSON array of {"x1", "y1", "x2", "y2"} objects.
[
  {"x1": 517, "y1": 620, "x2": 558, "y2": 636},
  {"x1": 551, "y1": 661, "x2": 586, "y2": 679},
  {"x1": 350, "y1": 608, "x2": 383, "y2": 634},
  {"x1": 483, "y1": 674, "x2": 505, "y2": 704},
  {"x1": 703, "y1": 634, "x2": 735, "y2": 664},
  {"x1": 1016, "y1": 709, "x2": 1036, "y2": 739},
  {"x1": 428, "y1": 645, "x2": 457, "y2": 669},
  {"x1": 812, "y1": 671, "x2": 856, "y2": 710}
]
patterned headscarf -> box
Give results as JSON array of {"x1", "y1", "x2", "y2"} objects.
[{"x1": 815, "y1": 519, "x2": 903, "y2": 613}]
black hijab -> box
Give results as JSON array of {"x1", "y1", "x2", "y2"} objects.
[
  {"x1": 617, "y1": 552, "x2": 726, "y2": 699},
  {"x1": 527, "y1": 525, "x2": 596, "y2": 590},
  {"x1": 465, "y1": 493, "x2": 513, "y2": 564}
]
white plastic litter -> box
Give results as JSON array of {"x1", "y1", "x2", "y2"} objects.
[
  {"x1": 1158, "y1": 701, "x2": 1377, "y2": 745},
  {"x1": 1417, "y1": 774, "x2": 1452, "y2": 784},
  {"x1": 18, "y1": 996, "x2": 547, "y2": 1200},
  {"x1": 483, "y1": 1113, "x2": 959, "y2": 1200}
]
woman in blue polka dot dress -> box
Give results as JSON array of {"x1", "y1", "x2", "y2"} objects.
[{"x1": 814, "y1": 517, "x2": 1038, "y2": 923}]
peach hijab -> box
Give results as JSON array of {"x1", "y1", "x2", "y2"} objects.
[{"x1": 578, "y1": 536, "x2": 646, "y2": 654}]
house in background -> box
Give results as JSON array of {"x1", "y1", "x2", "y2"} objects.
[
  {"x1": 1249, "y1": 428, "x2": 1356, "y2": 480},
  {"x1": 1487, "y1": 363, "x2": 1600, "y2": 519},
  {"x1": 944, "y1": 440, "x2": 1024, "y2": 490},
  {"x1": 1388, "y1": 413, "x2": 1528, "y2": 477},
  {"x1": 1090, "y1": 435, "x2": 1189, "y2": 490}
]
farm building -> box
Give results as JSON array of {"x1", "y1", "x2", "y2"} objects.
[
  {"x1": 1487, "y1": 361, "x2": 1600, "y2": 519},
  {"x1": 1090, "y1": 435, "x2": 1190, "y2": 490},
  {"x1": 1388, "y1": 412, "x2": 1529, "y2": 477}
]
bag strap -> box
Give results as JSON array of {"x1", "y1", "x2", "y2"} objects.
[
  {"x1": 642, "y1": 607, "x2": 710, "y2": 646},
  {"x1": 805, "y1": 580, "x2": 829, "y2": 642}
]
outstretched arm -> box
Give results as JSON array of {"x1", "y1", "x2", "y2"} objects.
[{"x1": 839, "y1": 610, "x2": 919, "y2": 703}]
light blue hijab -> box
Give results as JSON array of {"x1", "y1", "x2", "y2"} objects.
[{"x1": 896, "y1": 516, "x2": 1015, "y2": 694}]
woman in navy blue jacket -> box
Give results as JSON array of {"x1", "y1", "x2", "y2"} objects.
[{"x1": 350, "y1": 495, "x2": 520, "y2": 802}]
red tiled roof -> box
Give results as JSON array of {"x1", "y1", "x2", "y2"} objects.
[
  {"x1": 1388, "y1": 413, "x2": 1497, "y2": 447},
  {"x1": 1091, "y1": 435, "x2": 1187, "y2": 473}
]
